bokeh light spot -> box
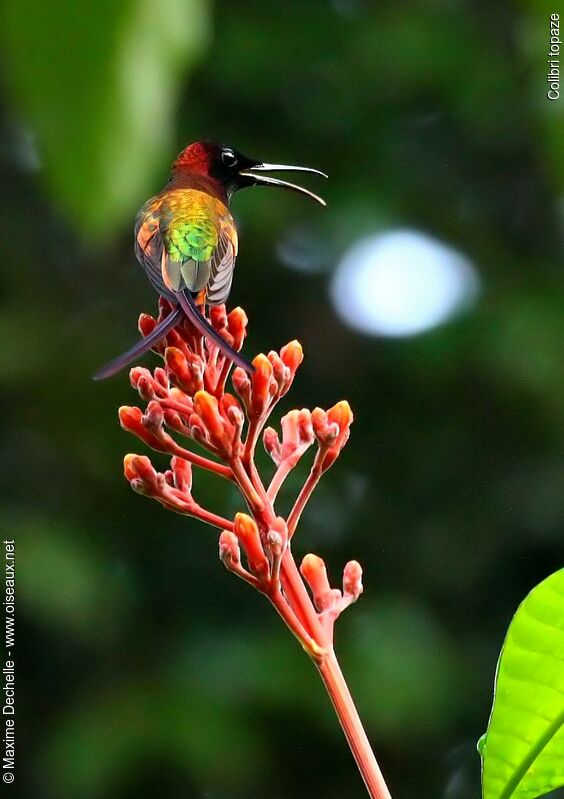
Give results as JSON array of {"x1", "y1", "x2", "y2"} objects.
[{"x1": 330, "y1": 229, "x2": 480, "y2": 337}]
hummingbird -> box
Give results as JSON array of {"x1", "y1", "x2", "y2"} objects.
[{"x1": 94, "y1": 141, "x2": 327, "y2": 380}]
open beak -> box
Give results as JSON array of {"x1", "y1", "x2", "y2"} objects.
[{"x1": 239, "y1": 163, "x2": 328, "y2": 206}]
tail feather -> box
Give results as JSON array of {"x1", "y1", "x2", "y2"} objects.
[
  {"x1": 175, "y1": 290, "x2": 254, "y2": 374},
  {"x1": 93, "y1": 306, "x2": 183, "y2": 380}
]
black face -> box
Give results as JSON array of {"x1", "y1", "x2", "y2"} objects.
[
  {"x1": 207, "y1": 144, "x2": 260, "y2": 191},
  {"x1": 203, "y1": 141, "x2": 327, "y2": 205}
]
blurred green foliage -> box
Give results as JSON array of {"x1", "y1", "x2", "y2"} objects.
[
  {"x1": 1, "y1": 1, "x2": 563, "y2": 798},
  {"x1": 2, "y1": 0, "x2": 210, "y2": 233}
]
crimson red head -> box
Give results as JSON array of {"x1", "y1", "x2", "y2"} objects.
[
  {"x1": 172, "y1": 141, "x2": 217, "y2": 175},
  {"x1": 171, "y1": 140, "x2": 327, "y2": 204}
]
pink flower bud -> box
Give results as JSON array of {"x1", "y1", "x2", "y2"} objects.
[
  {"x1": 232, "y1": 367, "x2": 252, "y2": 409},
  {"x1": 267, "y1": 517, "x2": 288, "y2": 558},
  {"x1": 297, "y1": 409, "x2": 314, "y2": 444},
  {"x1": 268, "y1": 351, "x2": 286, "y2": 387},
  {"x1": 343, "y1": 560, "x2": 363, "y2": 602},
  {"x1": 143, "y1": 400, "x2": 164, "y2": 430},
  {"x1": 218, "y1": 530, "x2": 241, "y2": 568},
  {"x1": 263, "y1": 426, "x2": 282, "y2": 463},
  {"x1": 154, "y1": 367, "x2": 169, "y2": 389}
]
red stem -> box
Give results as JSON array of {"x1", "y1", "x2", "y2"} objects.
[
  {"x1": 189, "y1": 505, "x2": 235, "y2": 531},
  {"x1": 230, "y1": 422, "x2": 392, "y2": 799},
  {"x1": 170, "y1": 444, "x2": 234, "y2": 480},
  {"x1": 286, "y1": 461, "x2": 323, "y2": 537},
  {"x1": 267, "y1": 460, "x2": 292, "y2": 500},
  {"x1": 317, "y1": 650, "x2": 392, "y2": 799}
]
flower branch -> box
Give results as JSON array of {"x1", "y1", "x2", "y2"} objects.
[{"x1": 117, "y1": 300, "x2": 392, "y2": 799}]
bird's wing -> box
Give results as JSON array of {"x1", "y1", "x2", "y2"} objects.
[
  {"x1": 137, "y1": 190, "x2": 237, "y2": 305},
  {"x1": 134, "y1": 198, "x2": 169, "y2": 296},
  {"x1": 205, "y1": 219, "x2": 238, "y2": 306}
]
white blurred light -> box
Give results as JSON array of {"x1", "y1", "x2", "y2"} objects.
[{"x1": 330, "y1": 229, "x2": 480, "y2": 337}]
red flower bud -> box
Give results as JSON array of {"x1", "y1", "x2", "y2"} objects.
[
  {"x1": 130, "y1": 367, "x2": 156, "y2": 400},
  {"x1": 280, "y1": 340, "x2": 303, "y2": 373},
  {"x1": 209, "y1": 304, "x2": 228, "y2": 333},
  {"x1": 138, "y1": 313, "x2": 157, "y2": 338},
  {"x1": 311, "y1": 401, "x2": 353, "y2": 472},
  {"x1": 234, "y1": 513, "x2": 269, "y2": 578},
  {"x1": 300, "y1": 553, "x2": 335, "y2": 611},
  {"x1": 165, "y1": 345, "x2": 188, "y2": 378},
  {"x1": 119, "y1": 405, "x2": 169, "y2": 453},
  {"x1": 171, "y1": 456, "x2": 193, "y2": 493},
  {"x1": 267, "y1": 351, "x2": 287, "y2": 388},
  {"x1": 250, "y1": 354, "x2": 274, "y2": 416},
  {"x1": 311, "y1": 408, "x2": 338, "y2": 446},
  {"x1": 193, "y1": 390, "x2": 226, "y2": 446},
  {"x1": 220, "y1": 394, "x2": 244, "y2": 449},
  {"x1": 327, "y1": 400, "x2": 353, "y2": 430},
  {"x1": 227, "y1": 307, "x2": 248, "y2": 351},
  {"x1": 123, "y1": 454, "x2": 160, "y2": 494}
]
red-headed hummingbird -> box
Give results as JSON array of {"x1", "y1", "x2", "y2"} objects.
[{"x1": 94, "y1": 141, "x2": 326, "y2": 379}]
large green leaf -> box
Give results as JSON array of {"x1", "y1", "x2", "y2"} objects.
[
  {"x1": 481, "y1": 569, "x2": 564, "y2": 799},
  {"x1": 1, "y1": 0, "x2": 210, "y2": 235}
]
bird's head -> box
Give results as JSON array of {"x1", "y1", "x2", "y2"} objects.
[{"x1": 172, "y1": 141, "x2": 327, "y2": 205}]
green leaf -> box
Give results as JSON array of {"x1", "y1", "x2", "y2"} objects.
[
  {"x1": 481, "y1": 569, "x2": 564, "y2": 799},
  {"x1": 1, "y1": 0, "x2": 210, "y2": 235}
]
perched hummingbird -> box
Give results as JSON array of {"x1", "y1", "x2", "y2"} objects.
[{"x1": 94, "y1": 141, "x2": 326, "y2": 379}]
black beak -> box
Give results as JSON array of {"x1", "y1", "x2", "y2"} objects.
[{"x1": 239, "y1": 163, "x2": 327, "y2": 206}]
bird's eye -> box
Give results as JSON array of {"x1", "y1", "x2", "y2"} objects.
[{"x1": 221, "y1": 150, "x2": 237, "y2": 167}]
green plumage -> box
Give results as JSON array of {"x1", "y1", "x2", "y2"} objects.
[{"x1": 165, "y1": 218, "x2": 218, "y2": 263}]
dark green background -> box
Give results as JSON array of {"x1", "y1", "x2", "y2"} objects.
[{"x1": 1, "y1": 1, "x2": 563, "y2": 797}]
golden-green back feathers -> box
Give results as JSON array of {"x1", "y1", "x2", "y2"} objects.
[{"x1": 134, "y1": 188, "x2": 238, "y2": 305}]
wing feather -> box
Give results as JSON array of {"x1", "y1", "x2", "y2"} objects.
[
  {"x1": 134, "y1": 201, "x2": 171, "y2": 297},
  {"x1": 205, "y1": 223, "x2": 238, "y2": 306}
]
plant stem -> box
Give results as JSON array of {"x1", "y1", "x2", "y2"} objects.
[
  {"x1": 229, "y1": 447, "x2": 390, "y2": 798},
  {"x1": 286, "y1": 461, "x2": 323, "y2": 537},
  {"x1": 317, "y1": 650, "x2": 392, "y2": 799}
]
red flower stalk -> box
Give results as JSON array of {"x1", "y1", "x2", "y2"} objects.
[{"x1": 118, "y1": 298, "x2": 392, "y2": 799}]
